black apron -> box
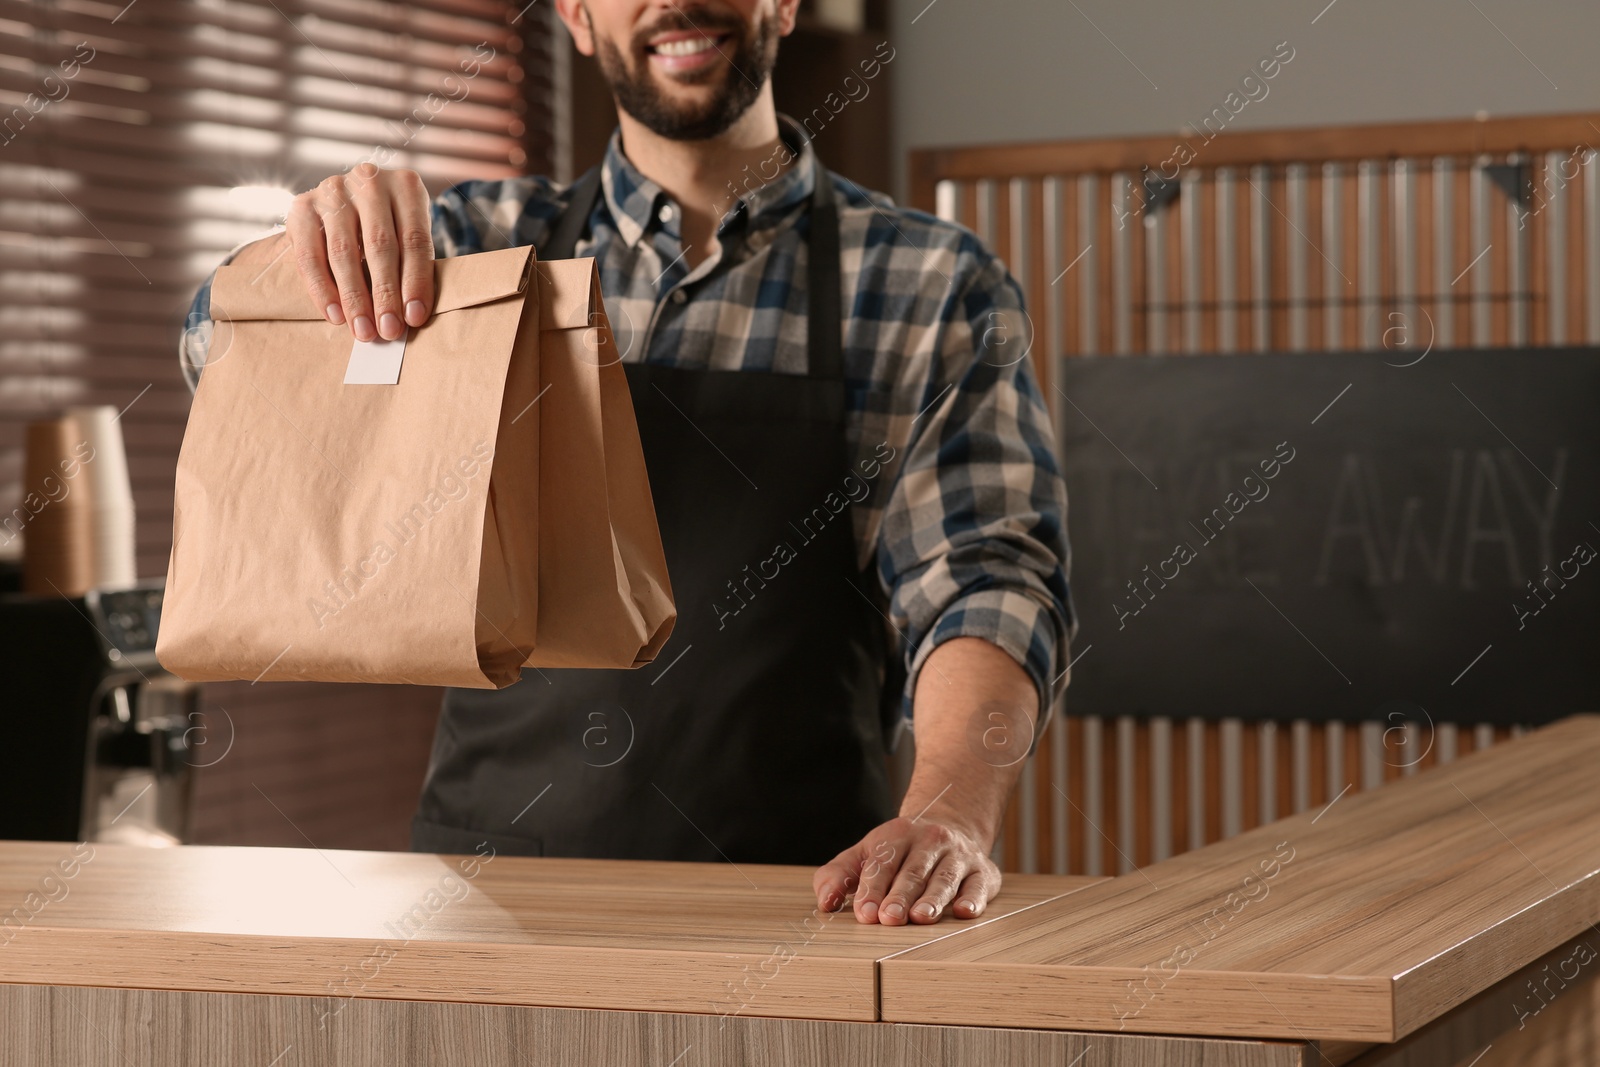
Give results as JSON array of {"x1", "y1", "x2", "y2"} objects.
[{"x1": 410, "y1": 158, "x2": 898, "y2": 866}]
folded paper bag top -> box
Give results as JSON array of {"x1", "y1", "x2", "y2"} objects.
[{"x1": 156, "y1": 232, "x2": 675, "y2": 688}]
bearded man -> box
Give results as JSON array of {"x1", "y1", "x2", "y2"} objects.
[{"x1": 179, "y1": 0, "x2": 1074, "y2": 927}]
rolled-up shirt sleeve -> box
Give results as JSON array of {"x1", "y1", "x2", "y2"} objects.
[
  {"x1": 175, "y1": 225, "x2": 284, "y2": 393},
  {"x1": 877, "y1": 248, "x2": 1075, "y2": 748}
]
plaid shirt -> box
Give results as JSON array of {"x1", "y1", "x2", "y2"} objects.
[{"x1": 181, "y1": 116, "x2": 1075, "y2": 734}]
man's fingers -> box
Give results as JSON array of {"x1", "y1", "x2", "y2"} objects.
[
  {"x1": 909, "y1": 853, "x2": 969, "y2": 924},
  {"x1": 354, "y1": 178, "x2": 405, "y2": 341},
  {"x1": 812, "y1": 854, "x2": 861, "y2": 913},
  {"x1": 392, "y1": 171, "x2": 435, "y2": 328},
  {"x1": 317, "y1": 184, "x2": 373, "y2": 341},
  {"x1": 852, "y1": 839, "x2": 903, "y2": 924},
  {"x1": 878, "y1": 835, "x2": 948, "y2": 926},
  {"x1": 952, "y1": 864, "x2": 1001, "y2": 919},
  {"x1": 286, "y1": 200, "x2": 342, "y2": 325}
]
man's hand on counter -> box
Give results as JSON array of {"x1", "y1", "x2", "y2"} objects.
[{"x1": 813, "y1": 637, "x2": 1041, "y2": 925}]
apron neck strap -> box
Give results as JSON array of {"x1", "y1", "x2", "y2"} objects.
[
  {"x1": 804, "y1": 158, "x2": 843, "y2": 381},
  {"x1": 541, "y1": 154, "x2": 843, "y2": 380},
  {"x1": 542, "y1": 165, "x2": 603, "y2": 263}
]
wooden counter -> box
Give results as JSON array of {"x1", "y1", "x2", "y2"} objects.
[
  {"x1": 4, "y1": 715, "x2": 1600, "y2": 1066},
  {"x1": 881, "y1": 713, "x2": 1600, "y2": 1043},
  {"x1": 0, "y1": 842, "x2": 1087, "y2": 1022}
]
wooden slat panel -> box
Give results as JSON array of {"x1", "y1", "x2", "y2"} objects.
[
  {"x1": 1060, "y1": 177, "x2": 1084, "y2": 358},
  {"x1": 882, "y1": 716, "x2": 1600, "y2": 1041},
  {"x1": 1305, "y1": 167, "x2": 1325, "y2": 350},
  {"x1": 1101, "y1": 714, "x2": 1121, "y2": 874},
  {"x1": 1323, "y1": 162, "x2": 1345, "y2": 349},
  {"x1": 1275, "y1": 719, "x2": 1293, "y2": 821},
  {"x1": 1022, "y1": 178, "x2": 1051, "y2": 393},
  {"x1": 1490, "y1": 163, "x2": 1512, "y2": 346},
  {"x1": 1432, "y1": 157, "x2": 1455, "y2": 348},
  {"x1": 1198, "y1": 174, "x2": 1219, "y2": 353},
  {"x1": 1067, "y1": 714, "x2": 1086, "y2": 876},
  {"x1": 1530, "y1": 154, "x2": 1550, "y2": 347},
  {"x1": 1129, "y1": 181, "x2": 1147, "y2": 355},
  {"x1": 1240, "y1": 720, "x2": 1260, "y2": 833},
  {"x1": 1268, "y1": 166, "x2": 1291, "y2": 351},
  {"x1": 905, "y1": 113, "x2": 1600, "y2": 198},
  {"x1": 1218, "y1": 168, "x2": 1238, "y2": 351},
  {"x1": 1452, "y1": 160, "x2": 1474, "y2": 346},
  {"x1": 1051, "y1": 704, "x2": 1069, "y2": 874},
  {"x1": 1133, "y1": 718, "x2": 1152, "y2": 868},
  {"x1": 1169, "y1": 186, "x2": 1186, "y2": 354},
  {"x1": 1511, "y1": 156, "x2": 1531, "y2": 345},
  {"x1": 1171, "y1": 716, "x2": 1190, "y2": 857},
  {"x1": 1308, "y1": 722, "x2": 1329, "y2": 807},
  {"x1": 1204, "y1": 718, "x2": 1224, "y2": 846},
  {"x1": 1589, "y1": 152, "x2": 1600, "y2": 343},
  {"x1": 0, "y1": 982, "x2": 1325, "y2": 1067},
  {"x1": 1343, "y1": 722, "x2": 1362, "y2": 801},
  {"x1": 1093, "y1": 175, "x2": 1115, "y2": 355},
  {"x1": 1343, "y1": 164, "x2": 1362, "y2": 347},
  {"x1": 940, "y1": 117, "x2": 1596, "y2": 878},
  {"x1": 1034, "y1": 711, "x2": 1056, "y2": 874},
  {"x1": 1568, "y1": 152, "x2": 1589, "y2": 344},
  {"x1": 1235, "y1": 171, "x2": 1255, "y2": 352}
]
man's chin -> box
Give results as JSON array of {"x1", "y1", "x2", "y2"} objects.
[
  {"x1": 642, "y1": 62, "x2": 730, "y2": 94},
  {"x1": 625, "y1": 88, "x2": 732, "y2": 134}
]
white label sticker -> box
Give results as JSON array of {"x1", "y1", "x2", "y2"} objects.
[{"x1": 344, "y1": 330, "x2": 409, "y2": 385}]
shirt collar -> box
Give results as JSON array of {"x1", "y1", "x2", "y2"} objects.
[{"x1": 598, "y1": 114, "x2": 817, "y2": 248}]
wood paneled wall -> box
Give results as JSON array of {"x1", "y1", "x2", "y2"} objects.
[{"x1": 909, "y1": 112, "x2": 1600, "y2": 875}]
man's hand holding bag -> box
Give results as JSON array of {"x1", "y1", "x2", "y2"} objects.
[{"x1": 156, "y1": 233, "x2": 675, "y2": 688}]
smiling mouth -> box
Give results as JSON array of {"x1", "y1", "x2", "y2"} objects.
[{"x1": 647, "y1": 32, "x2": 731, "y2": 59}]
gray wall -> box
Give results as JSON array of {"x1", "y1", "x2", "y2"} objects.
[{"x1": 889, "y1": 0, "x2": 1600, "y2": 201}]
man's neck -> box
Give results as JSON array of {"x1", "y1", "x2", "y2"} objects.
[{"x1": 613, "y1": 89, "x2": 793, "y2": 268}]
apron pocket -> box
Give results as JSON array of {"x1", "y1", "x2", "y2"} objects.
[{"x1": 410, "y1": 814, "x2": 543, "y2": 858}]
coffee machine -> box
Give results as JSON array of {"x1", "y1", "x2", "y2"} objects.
[{"x1": 0, "y1": 577, "x2": 200, "y2": 845}]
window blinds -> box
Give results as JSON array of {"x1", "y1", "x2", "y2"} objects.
[{"x1": 0, "y1": 0, "x2": 555, "y2": 574}]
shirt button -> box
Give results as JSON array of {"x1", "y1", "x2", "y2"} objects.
[
  {"x1": 670, "y1": 289, "x2": 687, "y2": 305},
  {"x1": 658, "y1": 203, "x2": 674, "y2": 223}
]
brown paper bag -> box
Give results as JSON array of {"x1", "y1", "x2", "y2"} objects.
[{"x1": 156, "y1": 233, "x2": 675, "y2": 688}]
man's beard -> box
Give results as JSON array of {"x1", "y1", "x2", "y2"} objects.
[{"x1": 591, "y1": 4, "x2": 778, "y2": 141}]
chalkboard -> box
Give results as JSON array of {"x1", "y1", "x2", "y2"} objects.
[{"x1": 1054, "y1": 347, "x2": 1600, "y2": 726}]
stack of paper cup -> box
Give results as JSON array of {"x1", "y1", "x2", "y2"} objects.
[
  {"x1": 21, "y1": 407, "x2": 138, "y2": 596},
  {"x1": 66, "y1": 404, "x2": 138, "y2": 588},
  {"x1": 21, "y1": 416, "x2": 96, "y2": 596}
]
